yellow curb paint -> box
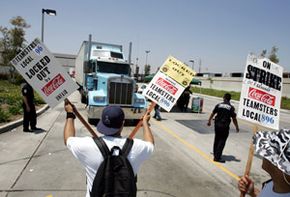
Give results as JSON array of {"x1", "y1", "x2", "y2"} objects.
[
  {"x1": 46, "y1": 195, "x2": 53, "y2": 197},
  {"x1": 155, "y1": 121, "x2": 240, "y2": 181}
]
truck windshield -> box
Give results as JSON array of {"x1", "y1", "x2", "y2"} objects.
[{"x1": 97, "y1": 61, "x2": 130, "y2": 75}]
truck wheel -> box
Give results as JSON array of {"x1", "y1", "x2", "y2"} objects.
[
  {"x1": 124, "y1": 119, "x2": 139, "y2": 126},
  {"x1": 88, "y1": 118, "x2": 99, "y2": 126},
  {"x1": 81, "y1": 94, "x2": 87, "y2": 104}
]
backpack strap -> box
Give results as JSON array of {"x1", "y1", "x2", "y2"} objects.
[
  {"x1": 93, "y1": 137, "x2": 110, "y2": 158},
  {"x1": 121, "y1": 138, "x2": 134, "y2": 157}
]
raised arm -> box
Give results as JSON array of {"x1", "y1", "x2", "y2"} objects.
[
  {"x1": 142, "y1": 112, "x2": 154, "y2": 145},
  {"x1": 63, "y1": 102, "x2": 76, "y2": 145}
]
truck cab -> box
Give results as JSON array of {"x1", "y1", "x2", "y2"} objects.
[{"x1": 75, "y1": 40, "x2": 147, "y2": 124}]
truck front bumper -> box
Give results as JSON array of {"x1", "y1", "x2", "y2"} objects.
[{"x1": 88, "y1": 106, "x2": 146, "y2": 120}]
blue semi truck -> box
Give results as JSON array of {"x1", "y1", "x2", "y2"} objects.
[{"x1": 75, "y1": 36, "x2": 147, "y2": 124}]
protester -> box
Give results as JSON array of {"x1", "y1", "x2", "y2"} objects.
[
  {"x1": 176, "y1": 95, "x2": 185, "y2": 112},
  {"x1": 176, "y1": 86, "x2": 192, "y2": 112},
  {"x1": 21, "y1": 81, "x2": 41, "y2": 132},
  {"x1": 238, "y1": 129, "x2": 290, "y2": 196},
  {"x1": 207, "y1": 93, "x2": 239, "y2": 162},
  {"x1": 153, "y1": 104, "x2": 162, "y2": 121},
  {"x1": 133, "y1": 84, "x2": 141, "y2": 113},
  {"x1": 64, "y1": 103, "x2": 154, "y2": 197},
  {"x1": 182, "y1": 86, "x2": 192, "y2": 112}
]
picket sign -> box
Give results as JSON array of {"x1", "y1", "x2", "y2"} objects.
[
  {"x1": 129, "y1": 56, "x2": 195, "y2": 138},
  {"x1": 239, "y1": 125, "x2": 258, "y2": 197},
  {"x1": 238, "y1": 54, "x2": 283, "y2": 197},
  {"x1": 10, "y1": 38, "x2": 97, "y2": 137}
]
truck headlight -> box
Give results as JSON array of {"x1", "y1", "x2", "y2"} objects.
[
  {"x1": 93, "y1": 96, "x2": 105, "y2": 103},
  {"x1": 135, "y1": 98, "x2": 145, "y2": 104}
]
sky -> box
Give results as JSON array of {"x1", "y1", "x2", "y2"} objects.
[{"x1": 1, "y1": 0, "x2": 290, "y2": 74}]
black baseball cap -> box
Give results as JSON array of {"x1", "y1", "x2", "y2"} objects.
[{"x1": 97, "y1": 106, "x2": 125, "y2": 135}]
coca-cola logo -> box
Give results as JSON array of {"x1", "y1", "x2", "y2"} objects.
[
  {"x1": 156, "y1": 77, "x2": 178, "y2": 95},
  {"x1": 248, "y1": 87, "x2": 276, "y2": 106},
  {"x1": 42, "y1": 74, "x2": 65, "y2": 96}
]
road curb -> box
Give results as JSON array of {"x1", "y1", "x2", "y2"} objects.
[{"x1": 0, "y1": 104, "x2": 50, "y2": 134}]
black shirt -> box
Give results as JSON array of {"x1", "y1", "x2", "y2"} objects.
[
  {"x1": 21, "y1": 83, "x2": 34, "y2": 105},
  {"x1": 213, "y1": 101, "x2": 236, "y2": 126}
]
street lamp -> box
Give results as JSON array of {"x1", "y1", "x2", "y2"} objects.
[
  {"x1": 41, "y1": 9, "x2": 57, "y2": 43},
  {"x1": 145, "y1": 50, "x2": 150, "y2": 66},
  {"x1": 189, "y1": 60, "x2": 195, "y2": 70}
]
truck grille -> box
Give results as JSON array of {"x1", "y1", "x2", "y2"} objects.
[{"x1": 109, "y1": 82, "x2": 133, "y2": 105}]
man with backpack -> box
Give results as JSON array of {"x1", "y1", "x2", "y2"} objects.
[
  {"x1": 63, "y1": 103, "x2": 154, "y2": 197},
  {"x1": 207, "y1": 93, "x2": 239, "y2": 163}
]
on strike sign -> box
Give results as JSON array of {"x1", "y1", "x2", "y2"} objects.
[
  {"x1": 10, "y1": 38, "x2": 78, "y2": 108},
  {"x1": 237, "y1": 54, "x2": 283, "y2": 130}
]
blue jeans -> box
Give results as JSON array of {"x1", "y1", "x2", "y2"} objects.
[{"x1": 154, "y1": 108, "x2": 161, "y2": 120}]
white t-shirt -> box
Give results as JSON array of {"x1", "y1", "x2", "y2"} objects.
[
  {"x1": 67, "y1": 136, "x2": 154, "y2": 197},
  {"x1": 259, "y1": 181, "x2": 290, "y2": 197}
]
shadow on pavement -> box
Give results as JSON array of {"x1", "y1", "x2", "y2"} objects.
[
  {"x1": 33, "y1": 128, "x2": 46, "y2": 134},
  {"x1": 222, "y1": 154, "x2": 241, "y2": 162}
]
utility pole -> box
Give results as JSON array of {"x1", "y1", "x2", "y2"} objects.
[
  {"x1": 41, "y1": 9, "x2": 57, "y2": 43},
  {"x1": 189, "y1": 60, "x2": 195, "y2": 70},
  {"x1": 198, "y1": 58, "x2": 202, "y2": 73}
]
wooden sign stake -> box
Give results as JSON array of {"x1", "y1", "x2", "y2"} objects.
[
  {"x1": 65, "y1": 98, "x2": 97, "y2": 138},
  {"x1": 240, "y1": 125, "x2": 258, "y2": 197},
  {"x1": 129, "y1": 102, "x2": 156, "y2": 139}
]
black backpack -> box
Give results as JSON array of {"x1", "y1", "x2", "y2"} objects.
[{"x1": 90, "y1": 137, "x2": 137, "y2": 197}]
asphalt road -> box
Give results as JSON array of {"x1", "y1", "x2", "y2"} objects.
[{"x1": 1, "y1": 91, "x2": 290, "y2": 197}]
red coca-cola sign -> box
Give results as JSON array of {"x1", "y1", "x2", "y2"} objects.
[
  {"x1": 248, "y1": 87, "x2": 276, "y2": 106},
  {"x1": 42, "y1": 74, "x2": 65, "y2": 96},
  {"x1": 156, "y1": 77, "x2": 178, "y2": 95}
]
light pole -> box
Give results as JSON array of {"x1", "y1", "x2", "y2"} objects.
[
  {"x1": 135, "y1": 57, "x2": 139, "y2": 79},
  {"x1": 145, "y1": 50, "x2": 150, "y2": 66},
  {"x1": 144, "y1": 50, "x2": 150, "y2": 76},
  {"x1": 198, "y1": 58, "x2": 202, "y2": 73},
  {"x1": 41, "y1": 9, "x2": 57, "y2": 43},
  {"x1": 189, "y1": 60, "x2": 195, "y2": 70}
]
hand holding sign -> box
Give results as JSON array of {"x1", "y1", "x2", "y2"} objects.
[
  {"x1": 238, "y1": 54, "x2": 284, "y2": 197},
  {"x1": 64, "y1": 98, "x2": 97, "y2": 138}
]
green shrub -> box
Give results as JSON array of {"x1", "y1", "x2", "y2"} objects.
[
  {"x1": 281, "y1": 97, "x2": 290, "y2": 109},
  {"x1": 0, "y1": 108, "x2": 10, "y2": 122},
  {"x1": 9, "y1": 101, "x2": 23, "y2": 115},
  {"x1": 191, "y1": 87, "x2": 241, "y2": 101},
  {"x1": 35, "y1": 93, "x2": 46, "y2": 105},
  {"x1": 0, "y1": 79, "x2": 46, "y2": 123}
]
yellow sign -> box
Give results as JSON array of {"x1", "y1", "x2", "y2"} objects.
[{"x1": 160, "y1": 56, "x2": 196, "y2": 87}]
